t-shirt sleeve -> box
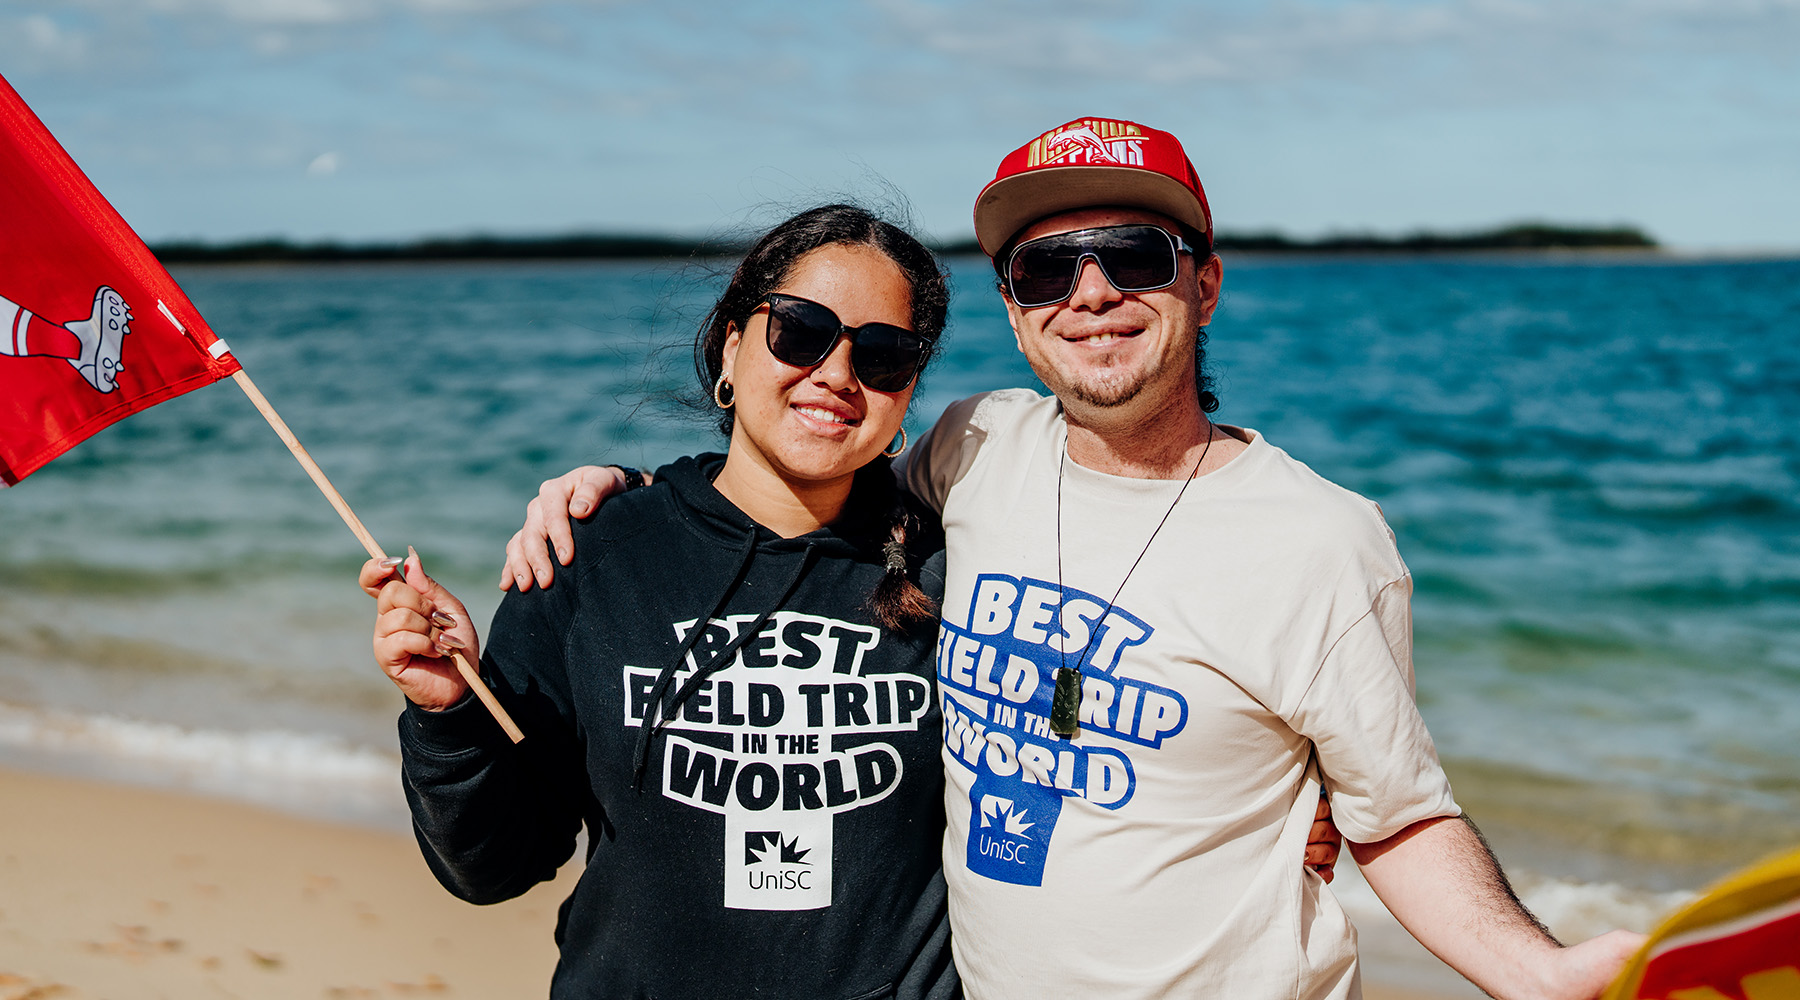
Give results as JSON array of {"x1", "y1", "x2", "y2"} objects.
[
  {"x1": 1288, "y1": 576, "x2": 1460, "y2": 844},
  {"x1": 897, "y1": 391, "x2": 1003, "y2": 514}
]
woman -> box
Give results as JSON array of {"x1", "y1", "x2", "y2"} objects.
[{"x1": 360, "y1": 205, "x2": 957, "y2": 999}]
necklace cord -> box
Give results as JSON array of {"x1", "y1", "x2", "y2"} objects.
[{"x1": 1054, "y1": 423, "x2": 1218, "y2": 733}]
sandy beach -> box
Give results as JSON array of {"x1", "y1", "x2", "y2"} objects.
[
  {"x1": 0, "y1": 766, "x2": 578, "y2": 1000},
  {"x1": 0, "y1": 764, "x2": 1465, "y2": 1000}
]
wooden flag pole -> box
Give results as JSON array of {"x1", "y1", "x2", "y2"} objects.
[{"x1": 230, "y1": 369, "x2": 525, "y2": 744}]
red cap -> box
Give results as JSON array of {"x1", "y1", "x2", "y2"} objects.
[{"x1": 973, "y1": 117, "x2": 1212, "y2": 257}]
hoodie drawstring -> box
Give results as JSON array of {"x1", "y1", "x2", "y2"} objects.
[{"x1": 630, "y1": 537, "x2": 820, "y2": 789}]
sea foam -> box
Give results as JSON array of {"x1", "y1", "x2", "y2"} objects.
[{"x1": 0, "y1": 699, "x2": 405, "y2": 827}]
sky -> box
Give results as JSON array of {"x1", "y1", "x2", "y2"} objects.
[{"x1": 3, "y1": 0, "x2": 1797, "y2": 251}]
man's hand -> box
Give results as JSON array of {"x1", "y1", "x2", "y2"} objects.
[
  {"x1": 1351, "y1": 815, "x2": 1644, "y2": 1000},
  {"x1": 1544, "y1": 931, "x2": 1650, "y2": 1000},
  {"x1": 499, "y1": 465, "x2": 644, "y2": 591}
]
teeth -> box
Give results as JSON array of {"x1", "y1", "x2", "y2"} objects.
[{"x1": 796, "y1": 405, "x2": 853, "y2": 425}]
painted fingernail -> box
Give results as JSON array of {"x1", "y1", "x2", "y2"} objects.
[
  {"x1": 378, "y1": 556, "x2": 403, "y2": 571},
  {"x1": 435, "y1": 632, "x2": 466, "y2": 651},
  {"x1": 407, "y1": 545, "x2": 421, "y2": 565},
  {"x1": 430, "y1": 610, "x2": 456, "y2": 629}
]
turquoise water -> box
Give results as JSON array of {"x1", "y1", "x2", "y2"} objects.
[{"x1": 2, "y1": 253, "x2": 1797, "y2": 909}]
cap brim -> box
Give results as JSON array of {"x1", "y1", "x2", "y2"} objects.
[{"x1": 974, "y1": 165, "x2": 1210, "y2": 257}]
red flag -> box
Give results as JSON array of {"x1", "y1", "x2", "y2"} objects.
[
  {"x1": 1603, "y1": 848, "x2": 1800, "y2": 1000},
  {"x1": 0, "y1": 72, "x2": 240, "y2": 486}
]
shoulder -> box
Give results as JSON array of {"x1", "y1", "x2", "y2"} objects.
[
  {"x1": 935, "y1": 387, "x2": 1056, "y2": 438},
  {"x1": 574, "y1": 479, "x2": 670, "y2": 535},
  {"x1": 904, "y1": 389, "x2": 1058, "y2": 512},
  {"x1": 493, "y1": 480, "x2": 685, "y2": 637},
  {"x1": 1230, "y1": 430, "x2": 1405, "y2": 575},
  {"x1": 907, "y1": 388, "x2": 1051, "y2": 482},
  {"x1": 565, "y1": 480, "x2": 680, "y2": 572}
]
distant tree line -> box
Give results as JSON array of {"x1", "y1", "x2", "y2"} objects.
[
  {"x1": 935, "y1": 223, "x2": 1658, "y2": 256},
  {"x1": 151, "y1": 222, "x2": 1656, "y2": 264},
  {"x1": 1211, "y1": 223, "x2": 1658, "y2": 253},
  {"x1": 148, "y1": 233, "x2": 723, "y2": 263}
]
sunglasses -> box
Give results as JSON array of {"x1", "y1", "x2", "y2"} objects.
[
  {"x1": 1004, "y1": 224, "x2": 1196, "y2": 308},
  {"x1": 760, "y1": 292, "x2": 930, "y2": 393}
]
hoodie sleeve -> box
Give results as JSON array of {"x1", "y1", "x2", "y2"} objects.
[{"x1": 397, "y1": 561, "x2": 590, "y2": 905}]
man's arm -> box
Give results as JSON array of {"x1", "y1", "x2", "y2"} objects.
[{"x1": 1352, "y1": 815, "x2": 1643, "y2": 1000}]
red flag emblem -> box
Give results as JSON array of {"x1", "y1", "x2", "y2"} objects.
[{"x1": 0, "y1": 72, "x2": 240, "y2": 486}]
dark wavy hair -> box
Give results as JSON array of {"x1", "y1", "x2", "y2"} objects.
[
  {"x1": 696, "y1": 203, "x2": 950, "y2": 437},
  {"x1": 696, "y1": 203, "x2": 949, "y2": 630}
]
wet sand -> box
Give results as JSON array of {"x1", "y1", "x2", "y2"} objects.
[{"x1": 0, "y1": 765, "x2": 1460, "y2": 999}]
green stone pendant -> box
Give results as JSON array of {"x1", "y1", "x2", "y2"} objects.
[{"x1": 1050, "y1": 666, "x2": 1082, "y2": 737}]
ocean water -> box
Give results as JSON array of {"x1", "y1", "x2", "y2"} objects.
[{"x1": 3, "y1": 253, "x2": 1797, "y2": 964}]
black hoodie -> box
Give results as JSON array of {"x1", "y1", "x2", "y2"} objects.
[{"x1": 398, "y1": 454, "x2": 955, "y2": 1000}]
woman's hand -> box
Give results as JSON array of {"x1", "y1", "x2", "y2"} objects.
[
  {"x1": 1307, "y1": 792, "x2": 1342, "y2": 883},
  {"x1": 499, "y1": 465, "x2": 642, "y2": 591},
  {"x1": 361, "y1": 548, "x2": 482, "y2": 711}
]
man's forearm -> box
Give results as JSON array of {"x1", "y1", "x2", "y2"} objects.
[{"x1": 1350, "y1": 815, "x2": 1633, "y2": 1000}]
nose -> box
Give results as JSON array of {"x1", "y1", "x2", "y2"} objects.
[
  {"x1": 1066, "y1": 255, "x2": 1124, "y2": 310},
  {"x1": 808, "y1": 333, "x2": 859, "y2": 391}
]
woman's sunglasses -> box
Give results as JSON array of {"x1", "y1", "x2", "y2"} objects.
[
  {"x1": 1004, "y1": 224, "x2": 1196, "y2": 308},
  {"x1": 761, "y1": 292, "x2": 930, "y2": 393}
]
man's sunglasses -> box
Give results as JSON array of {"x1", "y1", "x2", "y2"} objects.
[
  {"x1": 761, "y1": 292, "x2": 931, "y2": 393},
  {"x1": 1004, "y1": 224, "x2": 1196, "y2": 308}
]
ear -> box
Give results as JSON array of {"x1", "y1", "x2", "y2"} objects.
[
  {"x1": 1191, "y1": 253, "x2": 1224, "y2": 327},
  {"x1": 721, "y1": 321, "x2": 744, "y2": 380}
]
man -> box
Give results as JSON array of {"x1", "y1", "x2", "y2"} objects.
[{"x1": 500, "y1": 118, "x2": 1642, "y2": 998}]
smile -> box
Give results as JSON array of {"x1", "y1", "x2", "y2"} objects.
[
  {"x1": 1063, "y1": 329, "x2": 1142, "y2": 345},
  {"x1": 793, "y1": 404, "x2": 860, "y2": 427}
]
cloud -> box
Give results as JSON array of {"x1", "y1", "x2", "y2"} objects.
[
  {"x1": 0, "y1": 13, "x2": 90, "y2": 64},
  {"x1": 127, "y1": 0, "x2": 581, "y2": 26},
  {"x1": 141, "y1": 0, "x2": 374, "y2": 25},
  {"x1": 306, "y1": 151, "x2": 342, "y2": 176},
  {"x1": 868, "y1": 0, "x2": 1800, "y2": 101},
  {"x1": 22, "y1": 13, "x2": 89, "y2": 54}
]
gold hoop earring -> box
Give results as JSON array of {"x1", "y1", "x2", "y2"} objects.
[
  {"x1": 713, "y1": 373, "x2": 734, "y2": 409},
  {"x1": 882, "y1": 427, "x2": 907, "y2": 458}
]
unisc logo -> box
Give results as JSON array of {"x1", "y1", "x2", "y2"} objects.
[
  {"x1": 742, "y1": 830, "x2": 816, "y2": 894},
  {"x1": 745, "y1": 830, "x2": 811, "y2": 866}
]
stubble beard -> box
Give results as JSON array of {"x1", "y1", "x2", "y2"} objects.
[{"x1": 1033, "y1": 347, "x2": 1165, "y2": 411}]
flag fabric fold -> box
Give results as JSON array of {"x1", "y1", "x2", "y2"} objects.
[
  {"x1": 1602, "y1": 847, "x2": 1800, "y2": 1000},
  {"x1": 0, "y1": 72, "x2": 240, "y2": 486}
]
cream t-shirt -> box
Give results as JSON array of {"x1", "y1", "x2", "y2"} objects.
[{"x1": 903, "y1": 389, "x2": 1460, "y2": 1000}]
